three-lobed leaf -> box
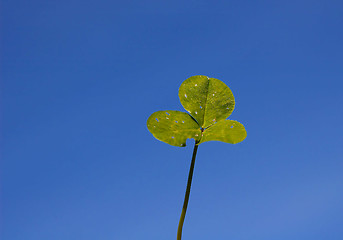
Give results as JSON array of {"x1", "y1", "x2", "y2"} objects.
[{"x1": 147, "y1": 75, "x2": 246, "y2": 147}]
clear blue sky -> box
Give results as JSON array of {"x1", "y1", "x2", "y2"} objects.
[{"x1": 2, "y1": 0, "x2": 343, "y2": 239}]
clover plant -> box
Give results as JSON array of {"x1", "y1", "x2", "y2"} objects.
[{"x1": 147, "y1": 75, "x2": 247, "y2": 240}]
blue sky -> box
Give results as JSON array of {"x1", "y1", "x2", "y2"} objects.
[{"x1": 2, "y1": 0, "x2": 343, "y2": 239}]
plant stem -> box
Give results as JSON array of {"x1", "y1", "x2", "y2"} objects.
[{"x1": 177, "y1": 141, "x2": 199, "y2": 240}]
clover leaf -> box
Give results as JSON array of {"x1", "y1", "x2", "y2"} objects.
[
  {"x1": 147, "y1": 75, "x2": 247, "y2": 146},
  {"x1": 147, "y1": 75, "x2": 247, "y2": 240}
]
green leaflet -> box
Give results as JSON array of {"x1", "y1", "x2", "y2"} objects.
[
  {"x1": 147, "y1": 110, "x2": 201, "y2": 147},
  {"x1": 178, "y1": 75, "x2": 235, "y2": 128},
  {"x1": 200, "y1": 120, "x2": 247, "y2": 144},
  {"x1": 147, "y1": 75, "x2": 246, "y2": 147}
]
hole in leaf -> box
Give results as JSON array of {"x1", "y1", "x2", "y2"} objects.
[
  {"x1": 156, "y1": 118, "x2": 159, "y2": 122},
  {"x1": 185, "y1": 94, "x2": 187, "y2": 98},
  {"x1": 200, "y1": 106, "x2": 202, "y2": 109},
  {"x1": 195, "y1": 111, "x2": 198, "y2": 114},
  {"x1": 172, "y1": 136, "x2": 174, "y2": 139},
  {"x1": 182, "y1": 121, "x2": 185, "y2": 123},
  {"x1": 175, "y1": 121, "x2": 178, "y2": 123},
  {"x1": 230, "y1": 125, "x2": 233, "y2": 128},
  {"x1": 166, "y1": 112, "x2": 170, "y2": 115},
  {"x1": 212, "y1": 94, "x2": 215, "y2": 96},
  {"x1": 195, "y1": 84, "x2": 197, "y2": 86}
]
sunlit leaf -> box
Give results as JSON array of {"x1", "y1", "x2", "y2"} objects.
[
  {"x1": 147, "y1": 110, "x2": 201, "y2": 147},
  {"x1": 147, "y1": 75, "x2": 246, "y2": 147},
  {"x1": 146, "y1": 75, "x2": 247, "y2": 240}
]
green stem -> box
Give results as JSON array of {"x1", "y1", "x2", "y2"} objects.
[{"x1": 177, "y1": 141, "x2": 199, "y2": 240}]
